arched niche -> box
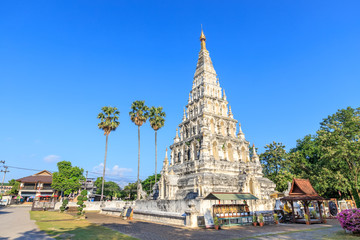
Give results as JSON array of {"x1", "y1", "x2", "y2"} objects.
[
  {"x1": 241, "y1": 146, "x2": 248, "y2": 162},
  {"x1": 220, "y1": 121, "x2": 226, "y2": 136},
  {"x1": 227, "y1": 143, "x2": 234, "y2": 162},
  {"x1": 212, "y1": 141, "x2": 219, "y2": 160},
  {"x1": 210, "y1": 119, "x2": 215, "y2": 134},
  {"x1": 222, "y1": 105, "x2": 227, "y2": 116}
]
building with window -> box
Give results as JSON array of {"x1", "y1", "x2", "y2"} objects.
[{"x1": 16, "y1": 170, "x2": 55, "y2": 200}]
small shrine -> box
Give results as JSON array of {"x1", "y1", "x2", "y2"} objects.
[
  {"x1": 204, "y1": 192, "x2": 257, "y2": 226},
  {"x1": 281, "y1": 178, "x2": 325, "y2": 224}
]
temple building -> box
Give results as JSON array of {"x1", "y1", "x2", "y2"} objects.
[{"x1": 157, "y1": 30, "x2": 275, "y2": 210}]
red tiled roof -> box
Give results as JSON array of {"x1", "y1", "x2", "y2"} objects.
[
  {"x1": 280, "y1": 178, "x2": 324, "y2": 201},
  {"x1": 289, "y1": 178, "x2": 318, "y2": 196},
  {"x1": 16, "y1": 175, "x2": 52, "y2": 184}
]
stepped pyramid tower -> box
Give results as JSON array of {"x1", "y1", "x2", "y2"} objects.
[{"x1": 158, "y1": 30, "x2": 275, "y2": 206}]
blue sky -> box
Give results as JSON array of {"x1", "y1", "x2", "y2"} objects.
[{"x1": 1, "y1": 1, "x2": 359, "y2": 186}]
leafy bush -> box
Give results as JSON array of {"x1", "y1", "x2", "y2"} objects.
[
  {"x1": 311, "y1": 210, "x2": 317, "y2": 218},
  {"x1": 252, "y1": 214, "x2": 257, "y2": 223},
  {"x1": 258, "y1": 214, "x2": 264, "y2": 223},
  {"x1": 337, "y1": 209, "x2": 360, "y2": 233},
  {"x1": 305, "y1": 213, "x2": 310, "y2": 222},
  {"x1": 60, "y1": 198, "x2": 68, "y2": 213},
  {"x1": 273, "y1": 213, "x2": 278, "y2": 221},
  {"x1": 76, "y1": 190, "x2": 88, "y2": 216},
  {"x1": 213, "y1": 216, "x2": 219, "y2": 226}
]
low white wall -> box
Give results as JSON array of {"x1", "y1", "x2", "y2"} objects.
[{"x1": 54, "y1": 200, "x2": 135, "y2": 211}]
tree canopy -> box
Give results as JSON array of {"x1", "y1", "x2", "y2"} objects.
[
  {"x1": 97, "y1": 106, "x2": 120, "y2": 136},
  {"x1": 149, "y1": 107, "x2": 166, "y2": 131},
  {"x1": 51, "y1": 161, "x2": 85, "y2": 196},
  {"x1": 141, "y1": 174, "x2": 161, "y2": 195},
  {"x1": 260, "y1": 107, "x2": 360, "y2": 204},
  {"x1": 317, "y1": 107, "x2": 360, "y2": 205},
  {"x1": 94, "y1": 177, "x2": 121, "y2": 199},
  {"x1": 8, "y1": 179, "x2": 20, "y2": 195},
  {"x1": 129, "y1": 100, "x2": 149, "y2": 127},
  {"x1": 260, "y1": 142, "x2": 292, "y2": 192}
]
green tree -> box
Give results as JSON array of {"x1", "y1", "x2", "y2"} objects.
[
  {"x1": 129, "y1": 100, "x2": 149, "y2": 199},
  {"x1": 288, "y1": 135, "x2": 340, "y2": 198},
  {"x1": 8, "y1": 179, "x2": 17, "y2": 186},
  {"x1": 119, "y1": 182, "x2": 137, "y2": 200},
  {"x1": 60, "y1": 198, "x2": 68, "y2": 213},
  {"x1": 8, "y1": 179, "x2": 20, "y2": 195},
  {"x1": 52, "y1": 161, "x2": 85, "y2": 196},
  {"x1": 141, "y1": 174, "x2": 161, "y2": 195},
  {"x1": 94, "y1": 177, "x2": 121, "y2": 199},
  {"x1": 77, "y1": 190, "x2": 88, "y2": 216},
  {"x1": 97, "y1": 106, "x2": 120, "y2": 201},
  {"x1": 317, "y1": 107, "x2": 360, "y2": 206},
  {"x1": 149, "y1": 106, "x2": 166, "y2": 184},
  {"x1": 260, "y1": 142, "x2": 293, "y2": 192}
]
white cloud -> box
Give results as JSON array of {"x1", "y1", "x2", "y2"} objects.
[
  {"x1": 92, "y1": 163, "x2": 133, "y2": 187},
  {"x1": 92, "y1": 163, "x2": 132, "y2": 178},
  {"x1": 43, "y1": 155, "x2": 61, "y2": 163}
]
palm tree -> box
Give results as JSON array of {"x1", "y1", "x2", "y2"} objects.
[
  {"x1": 129, "y1": 100, "x2": 149, "y2": 199},
  {"x1": 149, "y1": 106, "x2": 166, "y2": 184},
  {"x1": 97, "y1": 106, "x2": 120, "y2": 201}
]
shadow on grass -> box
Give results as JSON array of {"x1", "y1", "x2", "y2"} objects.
[{"x1": 9, "y1": 229, "x2": 52, "y2": 240}]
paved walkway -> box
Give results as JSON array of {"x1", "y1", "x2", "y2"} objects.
[
  {"x1": 86, "y1": 212, "x2": 342, "y2": 240},
  {"x1": 0, "y1": 206, "x2": 52, "y2": 240}
]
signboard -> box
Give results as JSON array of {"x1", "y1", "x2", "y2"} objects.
[
  {"x1": 204, "y1": 209, "x2": 214, "y2": 228},
  {"x1": 126, "y1": 208, "x2": 132, "y2": 217}
]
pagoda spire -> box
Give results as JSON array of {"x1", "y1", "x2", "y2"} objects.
[
  {"x1": 174, "y1": 128, "x2": 179, "y2": 143},
  {"x1": 237, "y1": 123, "x2": 245, "y2": 140},
  {"x1": 223, "y1": 89, "x2": 227, "y2": 100},
  {"x1": 200, "y1": 26, "x2": 206, "y2": 50},
  {"x1": 163, "y1": 148, "x2": 169, "y2": 173},
  {"x1": 193, "y1": 27, "x2": 217, "y2": 82},
  {"x1": 228, "y1": 105, "x2": 233, "y2": 118},
  {"x1": 251, "y1": 143, "x2": 260, "y2": 163}
]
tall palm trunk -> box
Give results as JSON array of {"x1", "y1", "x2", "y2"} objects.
[
  {"x1": 101, "y1": 134, "x2": 108, "y2": 201},
  {"x1": 155, "y1": 130, "x2": 158, "y2": 184},
  {"x1": 137, "y1": 125, "x2": 140, "y2": 200}
]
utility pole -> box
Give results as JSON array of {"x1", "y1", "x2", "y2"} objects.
[{"x1": 1, "y1": 165, "x2": 9, "y2": 194}]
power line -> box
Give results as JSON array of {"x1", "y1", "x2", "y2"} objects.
[
  {"x1": 4, "y1": 165, "x2": 149, "y2": 185},
  {"x1": 6, "y1": 165, "x2": 55, "y2": 172}
]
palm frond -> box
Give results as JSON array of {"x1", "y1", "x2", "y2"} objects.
[{"x1": 98, "y1": 106, "x2": 120, "y2": 135}]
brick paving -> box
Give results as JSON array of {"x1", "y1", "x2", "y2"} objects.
[{"x1": 86, "y1": 212, "x2": 342, "y2": 240}]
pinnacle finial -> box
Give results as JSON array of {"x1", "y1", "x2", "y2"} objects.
[
  {"x1": 200, "y1": 26, "x2": 206, "y2": 50},
  {"x1": 183, "y1": 108, "x2": 187, "y2": 121},
  {"x1": 252, "y1": 143, "x2": 257, "y2": 154},
  {"x1": 237, "y1": 122, "x2": 245, "y2": 140}
]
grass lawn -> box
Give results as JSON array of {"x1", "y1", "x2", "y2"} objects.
[
  {"x1": 30, "y1": 211, "x2": 138, "y2": 240},
  {"x1": 324, "y1": 230, "x2": 360, "y2": 240}
]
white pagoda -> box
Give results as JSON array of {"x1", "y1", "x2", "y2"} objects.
[{"x1": 157, "y1": 30, "x2": 275, "y2": 209}]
